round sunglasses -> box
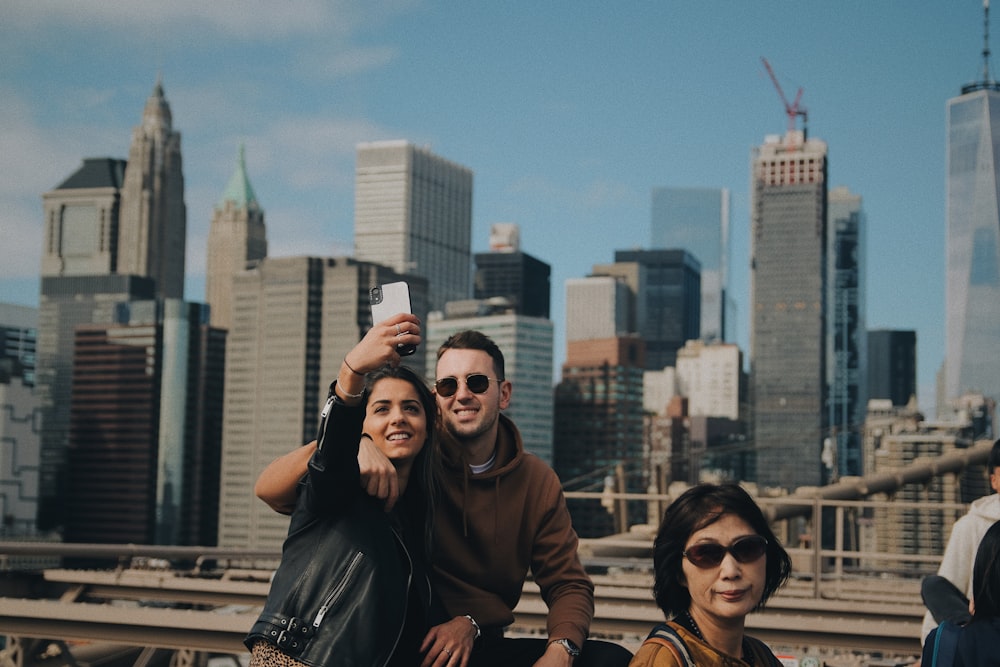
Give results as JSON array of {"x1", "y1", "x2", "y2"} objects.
[
  {"x1": 682, "y1": 534, "x2": 768, "y2": 568},
  {"x1": 434, "y1": 374, "x2": 502, "y2": 397}
]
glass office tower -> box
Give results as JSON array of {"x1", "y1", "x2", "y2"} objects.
[
  {"x1": 651, "y1": 187, "x2": 732, "y2": 342},
  {"x1": 945, "y1": 84, "x2": 1000, "y2": 405},
  {"x1": 827, "y1": 186, "x2": 866, "y2": 478}
]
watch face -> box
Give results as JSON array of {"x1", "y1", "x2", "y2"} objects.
[{"x1": 556, "y1": 639, "x2": 580, "y2": 656}]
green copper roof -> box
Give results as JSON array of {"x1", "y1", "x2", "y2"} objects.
[{"x1": 216, "y1": 144, "x2": 260, "y2": 211}]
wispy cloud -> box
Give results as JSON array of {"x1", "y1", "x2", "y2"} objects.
[
  {"x1": 0, "y1": 87, "x2": 129, "y2": 279},
  {"x1": 303, "y1": 46, "x2": 400, "y2": 79},
  {"x1": 5, "y1": 0, "x2": 418, "y2": 40},
  {"x1": 0, "y1": 90, "x2": 92, "y2": 199},
  {"x1": 262, "y1": 116, "x2": 401, "y2": 189},
  {"x1": 7, "y1": 0, "x2": 340, "y2": 40}
]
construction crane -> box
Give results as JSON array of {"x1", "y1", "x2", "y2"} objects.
[{"x1": 761, "y1": 57, "x2": 807, "y2": 135}]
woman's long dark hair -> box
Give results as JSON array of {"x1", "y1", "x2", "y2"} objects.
[
  {"x1": 363, "y1": 364, "x2": 439, "y2": 559},
  {"x1": 972, "y1": 519, "x2": 1000, "y2": 619},
  {"x1": 652, "y1": 483, "x2": 792, "y2": 619}
]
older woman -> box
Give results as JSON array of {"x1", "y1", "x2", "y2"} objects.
[{"x1": 630, "y1": 483, "x2": 791, "y2": 667}]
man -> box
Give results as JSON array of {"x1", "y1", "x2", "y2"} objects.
[
  {"x1": 256, "y1": 327, "x2": 632, "y2": 667},
  {"x1": 921, "y1": 438, "x2": 1000, "y2": 643}
]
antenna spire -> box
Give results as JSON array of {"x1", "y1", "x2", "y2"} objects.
[
  {"x1": 964, "y1": 0, "x2": 1000, "y2": 92},
  {"x1": 984, "y1": 0, "x2": 993, "y2": 85}
]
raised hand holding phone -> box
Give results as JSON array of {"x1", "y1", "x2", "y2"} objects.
[{"x1": 370, "y1": 282, "x2": 418, "y2": 356}]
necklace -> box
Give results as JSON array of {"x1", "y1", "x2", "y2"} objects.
[
  {"x1": 683, "y1": 611, "x2": 705, "y2": 641},
  {"x1": 683, "y1": 611, "x2": 754, "y2": 666}
]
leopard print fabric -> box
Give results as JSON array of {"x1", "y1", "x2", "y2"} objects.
[{"x1": 248, "y1": 640, "x2": 310, "y2": 667}]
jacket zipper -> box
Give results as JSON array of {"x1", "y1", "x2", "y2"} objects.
[
  {"x1": 315, "y1": 395, "x2": 335, "y2": 453},
  {"x1": 312, "y1": 551, "x2": 364, "y2": 628},
  {"x1": 320, "y1": 395, "x2": 335, "y2": 419},
  {"x1": 383, "y1": 525, "x2": 413, "y2": 667}
]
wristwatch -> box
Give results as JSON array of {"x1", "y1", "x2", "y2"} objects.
[{"x1": 550, "y1": 638, "x2": 581, "y2": 657}]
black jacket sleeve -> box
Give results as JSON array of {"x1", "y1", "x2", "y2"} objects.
[{"x1": 300, "y1": 384, "x2": 365, "y2": 512}]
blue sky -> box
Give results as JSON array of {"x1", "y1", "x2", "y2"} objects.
[{"x1": 0, "y1": 1, "x2": 987, "y2": 414}]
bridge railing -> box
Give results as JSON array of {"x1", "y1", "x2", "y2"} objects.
[
  {"x1": 0, "y1": 493, "x2": 964, "y2": 659},
  {"x1": 0, "y1": 493, "x2": 966, "y2": 586}
]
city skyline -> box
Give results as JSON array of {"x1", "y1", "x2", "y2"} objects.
[{"x1": 1, "y1": 2, "x2": 990, "y2": 414}]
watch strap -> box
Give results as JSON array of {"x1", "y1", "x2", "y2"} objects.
[{"x1": 550, "y1": 638, "x2": 581, "y2": 657}]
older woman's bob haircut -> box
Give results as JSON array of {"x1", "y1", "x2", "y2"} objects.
[{"x1": 652, "y1": 483, "x2": 792, "y2": 619}]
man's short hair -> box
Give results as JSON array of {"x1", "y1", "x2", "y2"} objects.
[
  {"x1": 437, "y1": 330, "x2": 505, "y2": 380},
  {"x1": 989, "y1": 438, "x2": 1000, "y2": 471}
]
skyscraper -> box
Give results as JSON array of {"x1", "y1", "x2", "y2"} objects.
[
  {"x1": 827, "y1": 186, "x2": 867, "y2": 478},
  {"x1": 35, "y1": 81, "x2": 188, "y2": 531},
  {"x1": 0, "y1": 303, "x2": 37, "y2": 388},
  {"x1": 65, "y1": 301, "x2": 224, "y2": 546},
  {"x1": 39, "y1": 157, "x2": 133, "y2": 531},
  {"x1": 554, "y1": 336, "x2": 646, "y2": 537},
  {"x1": 40, "y1": 79, "x2": 186, "y2": 301},
  {"x1": 651, "y1": 187, "x2": 732, "y2": 342},
  {"x1": 35, "y1": 274, "x2": 156, "y2": 530},
  {"x1": 354, "y1": 140, "x2": 473, "y2": 312},
  {"x1": 118, "y1": 79, "x2": 187, "y2": 300},
  {"x1": 944, "y1": 7, "x2": 1000, "y2": 405},
  {"x1": 206, "y1": 145, "x2": 268, "y2": 330},
  {"x1": 474, "y1": 224, "x2": 551, "y2": 319},
  {"x1": 41, "y1": 158, "x2": 127, "y2": 279},
  {"x1": 750, "y1": 130, "x2": 828, "y2": 489},
  {"x1": 564, "y1": 276, "x2": 631, "y2": 342},
  {"x1": 675, "y1": 340, "x2": 745, "y2": 422},
  {"x1": 0, "y1": 303, "x2": 39, "y2": 537},
  {"x1": 594, "y1": 249, "x2": 701, "y2": 370},
  {"x1": 868, "y1": 329, "x2": 917, "y2": 408}
]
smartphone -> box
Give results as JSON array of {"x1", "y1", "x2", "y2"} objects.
[{"x1": 370, "y1": 281, "x2": 417, "y2": 356}]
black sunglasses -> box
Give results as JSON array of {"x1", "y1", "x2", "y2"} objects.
[
  {"x1": 434, "y1": 374, "x2": 501, "y2": 397},
  {"x1": 683, "y1": 535, "x2": 768, "y2": 569}
]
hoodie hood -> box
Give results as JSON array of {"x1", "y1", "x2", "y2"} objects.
[
  {"x1": 438, "y1": 413, "x2": 525, "y2": 479},
  {"x1": 969, "y1": 493, "x2": 1000, "y2": 522}
]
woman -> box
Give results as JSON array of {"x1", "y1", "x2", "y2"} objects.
[
  {"x1": 245, "y1": 314, "x2": 441, "y2": 667},
  {"x1": 630, "y1": 483, "x2": 791, "y2": 667},
  {"x1": 922, "y1": 519, "x2": 1000, "y2": 667}
]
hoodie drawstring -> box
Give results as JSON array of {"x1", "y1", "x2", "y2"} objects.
[{"x1": 493, "y1": 477, "x2": 500, "y2": 543}]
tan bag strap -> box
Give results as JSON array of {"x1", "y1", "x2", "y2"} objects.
[{"x1": 643, "y1": 624, "x2": 694, "y2": 667}]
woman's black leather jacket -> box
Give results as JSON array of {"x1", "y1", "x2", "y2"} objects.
[{"x1": 245, "y1": 394, "x2": 433, "y2": 666}]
